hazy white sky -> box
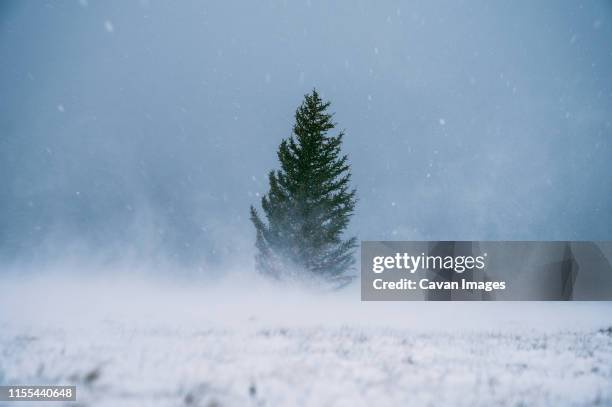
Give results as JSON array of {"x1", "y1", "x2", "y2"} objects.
[{"x1": 1, "y1": 0, "x2": 611, "y2": 266}]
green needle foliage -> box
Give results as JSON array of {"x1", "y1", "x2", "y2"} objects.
[{"x1": 250, "y1": 89, "x2": 357, "y2": 282}]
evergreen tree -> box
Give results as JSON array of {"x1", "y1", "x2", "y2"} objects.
[{"x1": 250, "y1": 89, "x2": 357, "y2": 282}]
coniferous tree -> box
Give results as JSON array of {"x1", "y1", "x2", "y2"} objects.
[{"x1": 250, "y1": 89, "x2": 357, "y2": 282}]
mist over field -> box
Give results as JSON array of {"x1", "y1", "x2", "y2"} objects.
[
  {"x1": 1, "y1": 0, "x2": 612, "y2": 269},
  {"x1": 2, "y1": 272, "x2": 612, "y2": 406}
]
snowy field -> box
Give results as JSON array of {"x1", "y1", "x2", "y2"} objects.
[{"x1": 1, "y1": 273, "x2": 612, "y2": 407}]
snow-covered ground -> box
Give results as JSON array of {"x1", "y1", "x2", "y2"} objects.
[{"x1": 1, "y1": 273, "x2": 612, "y2": 406}]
